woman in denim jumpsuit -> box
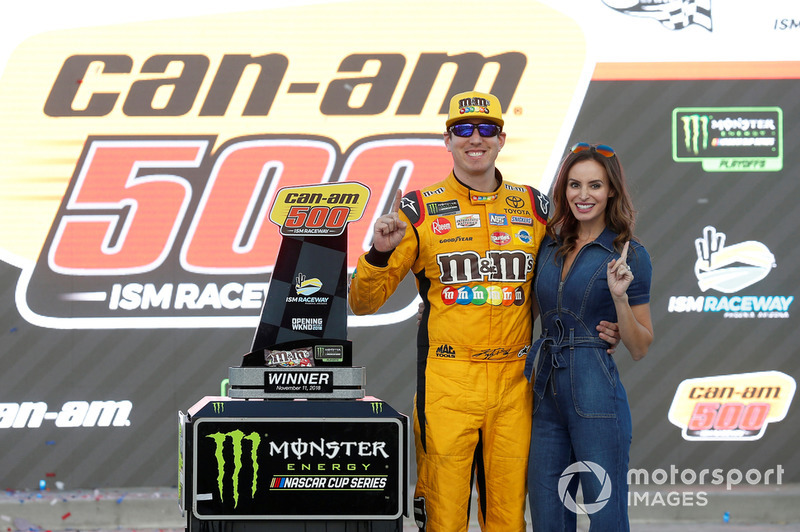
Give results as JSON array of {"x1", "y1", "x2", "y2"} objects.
[{"x1": 524, "y1": 143, "x2": 654, "y2": 531}]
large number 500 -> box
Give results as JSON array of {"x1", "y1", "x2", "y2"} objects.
[
  {"x1": 687, "y1": 401, "x2": 771, "y2": 432},
  {"x1": 47, "y1": 137, "x2": 450, "y2": 275}
]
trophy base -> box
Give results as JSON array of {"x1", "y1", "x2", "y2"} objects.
[{"x1": 228, "y1": 366, "x2": 366, "y2": 399}]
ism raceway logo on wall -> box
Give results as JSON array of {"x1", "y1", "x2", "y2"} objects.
[
  {"x1": 668, "y1": 371, "x2": 796, "y2": 441},
  {"x1": 668, "y1": 226, "x2": 793, "y2": 319},
  {"x1": 0, "y1": 1, "x2": 586, "y2": 330}
]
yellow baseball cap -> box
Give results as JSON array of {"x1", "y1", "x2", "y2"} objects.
[{"x1": 446, "y1": 91, "x2": 504, "y2": 128}]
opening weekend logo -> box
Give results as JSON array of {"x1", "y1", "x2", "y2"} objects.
[{"x1": 667, "y1": 226, "x2": 792, "y2": 319}]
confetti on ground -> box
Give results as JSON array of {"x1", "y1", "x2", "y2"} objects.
[{"x1": 12, "y1": 518, "x2": 40, "y2": 531}]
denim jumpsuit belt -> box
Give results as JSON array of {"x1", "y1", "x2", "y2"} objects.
[{"x1": 525, "y1": 319, "x2": 611, "y2": 400}]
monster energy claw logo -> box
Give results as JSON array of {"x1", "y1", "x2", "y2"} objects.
[
  {"x1": 371, "y1": 402, "x2": 383, "y2": 414},
  {"x1": 206, "y1": 430, "x2": 261, "y2": 508},
  {"x1": 213, "y1": 402, "x2": 225, "y2": 414},
  {"x1": 681, "y1": 114, "x2": 709, "y2": 155}
]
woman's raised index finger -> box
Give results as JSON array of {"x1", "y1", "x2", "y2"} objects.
[{"x1": 619, "y1": 241, "x2": 630, "y2": 264}]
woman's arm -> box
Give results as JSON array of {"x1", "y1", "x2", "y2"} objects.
[
  {"x1": 607, "y1": 242, "x2": 654, "y2": 360},
  {"x1": 612, "y1": 300, "x2": 653, "y2": 361}
]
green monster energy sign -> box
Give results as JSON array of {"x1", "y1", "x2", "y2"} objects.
[
  {"x1": 192, "y1": 417, "x2": 403, "y2": 520},
  {"x1": 672, "y1": 107, "x2": 783, "y2": 172}
]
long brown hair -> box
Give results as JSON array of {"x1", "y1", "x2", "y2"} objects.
[{"x1": 547, "y1": 144, "x2": 636, "y2": 257}]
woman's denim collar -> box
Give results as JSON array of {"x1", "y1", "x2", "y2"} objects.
[{"x1": 548, "y1": 226, "x2": 619, "y2": 253}]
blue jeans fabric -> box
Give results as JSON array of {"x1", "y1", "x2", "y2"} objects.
[
  {"x1": 525, "y1": 228, "x2": 650, "y2": 531},
  {"x1": 527, "y1": 339, "x2": 632, "y2": 531}
]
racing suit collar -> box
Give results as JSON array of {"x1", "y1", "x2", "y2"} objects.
[{"x1": 449, "y1": 169, "x2": 504, "y2": 205}]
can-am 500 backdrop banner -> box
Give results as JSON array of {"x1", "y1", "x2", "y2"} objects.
[{"x1": 0, "y1": 0, "x2": 798, "y2": 490}]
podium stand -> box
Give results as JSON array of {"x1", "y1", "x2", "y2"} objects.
[
  {"x1": 178, "y1": 183, "x2": 409, "y2": 530},
  {"x1": 180, "y1": 396, "x2": 408, "y2": 531}
]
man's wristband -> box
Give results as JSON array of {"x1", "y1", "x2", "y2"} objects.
[{"x1": 365, "y1": 245, "x2": 394, "y2": 267}]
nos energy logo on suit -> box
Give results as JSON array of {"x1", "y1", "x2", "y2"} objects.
[{"x1": 0, "y1": 1, "x2": 587, "y2": 329}]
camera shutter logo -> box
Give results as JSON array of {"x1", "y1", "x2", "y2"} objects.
[{"x1": 558, "y1": 461, "x2": 612, "y2": 515}]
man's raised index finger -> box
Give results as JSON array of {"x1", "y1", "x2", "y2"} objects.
[{"x1": 390, "y1": 189, "x2": 403, "y2": 214}]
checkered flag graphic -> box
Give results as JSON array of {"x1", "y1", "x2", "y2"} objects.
[{"x1": 603, "y1": 0, "x2": 713, "y2": 31}]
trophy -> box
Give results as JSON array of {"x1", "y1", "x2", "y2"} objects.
[{"x1": 228, "y1": 182, "x2": 371, "y2": 399}]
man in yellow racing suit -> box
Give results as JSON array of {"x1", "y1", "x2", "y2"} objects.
[{"x1": 348, "y1": 91, "x2": 548, "y2": 531}]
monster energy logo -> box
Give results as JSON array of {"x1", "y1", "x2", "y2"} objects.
[
  {"x1": 681, "y1": 114, "x2": 709, "y2": 155},
  {"x1": 673, "y1": 107, "x2": 783, "y2": 172},
  {"x1": 371, "y1": 402, "x2": 383, "y2": 414},
  {"x1": 206, "y1": 430, "x2": 261, "y2": 508}
]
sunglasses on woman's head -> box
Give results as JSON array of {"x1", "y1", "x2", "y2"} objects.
[{"x1": 570, "y1": 142, "x2": 615, "y2": 158}]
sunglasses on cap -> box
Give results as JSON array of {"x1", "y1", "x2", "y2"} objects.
[
  {"x1": 570, "y1": 142, "x2": 616, "y2": 158},
  {"x1": 449, "y1": 123, "x2": 502, "y2": 138}
]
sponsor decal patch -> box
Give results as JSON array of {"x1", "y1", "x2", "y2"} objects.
[
  {"x1": 505, "y1": 195, "x2": 526, "y2": 209},
  {"x1": 514, "y1": 229, "x2": 532, "y2": 244},
  {"x1": 490, "y1": 231, "x2": 511, "y2": 246},
  {"x1": 455, "y1": 214, "x2": 481, "y2": 229},
  {"x1": 435, "y1": 344, "x2": 456, "y2": 358},
  {"x1": 489, "y1": 214, "x2": 507, "y2": 226},
  {"x1": 427, "y1": 200, "x2": 460, "y2": 217},
  {"x1": 431, "y1": 217, "x2": 451, "y2": 235},
  {"x1": 439, "y1": 284, "x2": 523, "y2": 307},
  {"x1": 470, "y1": 193, "x2": 498, "y2": 203}
]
